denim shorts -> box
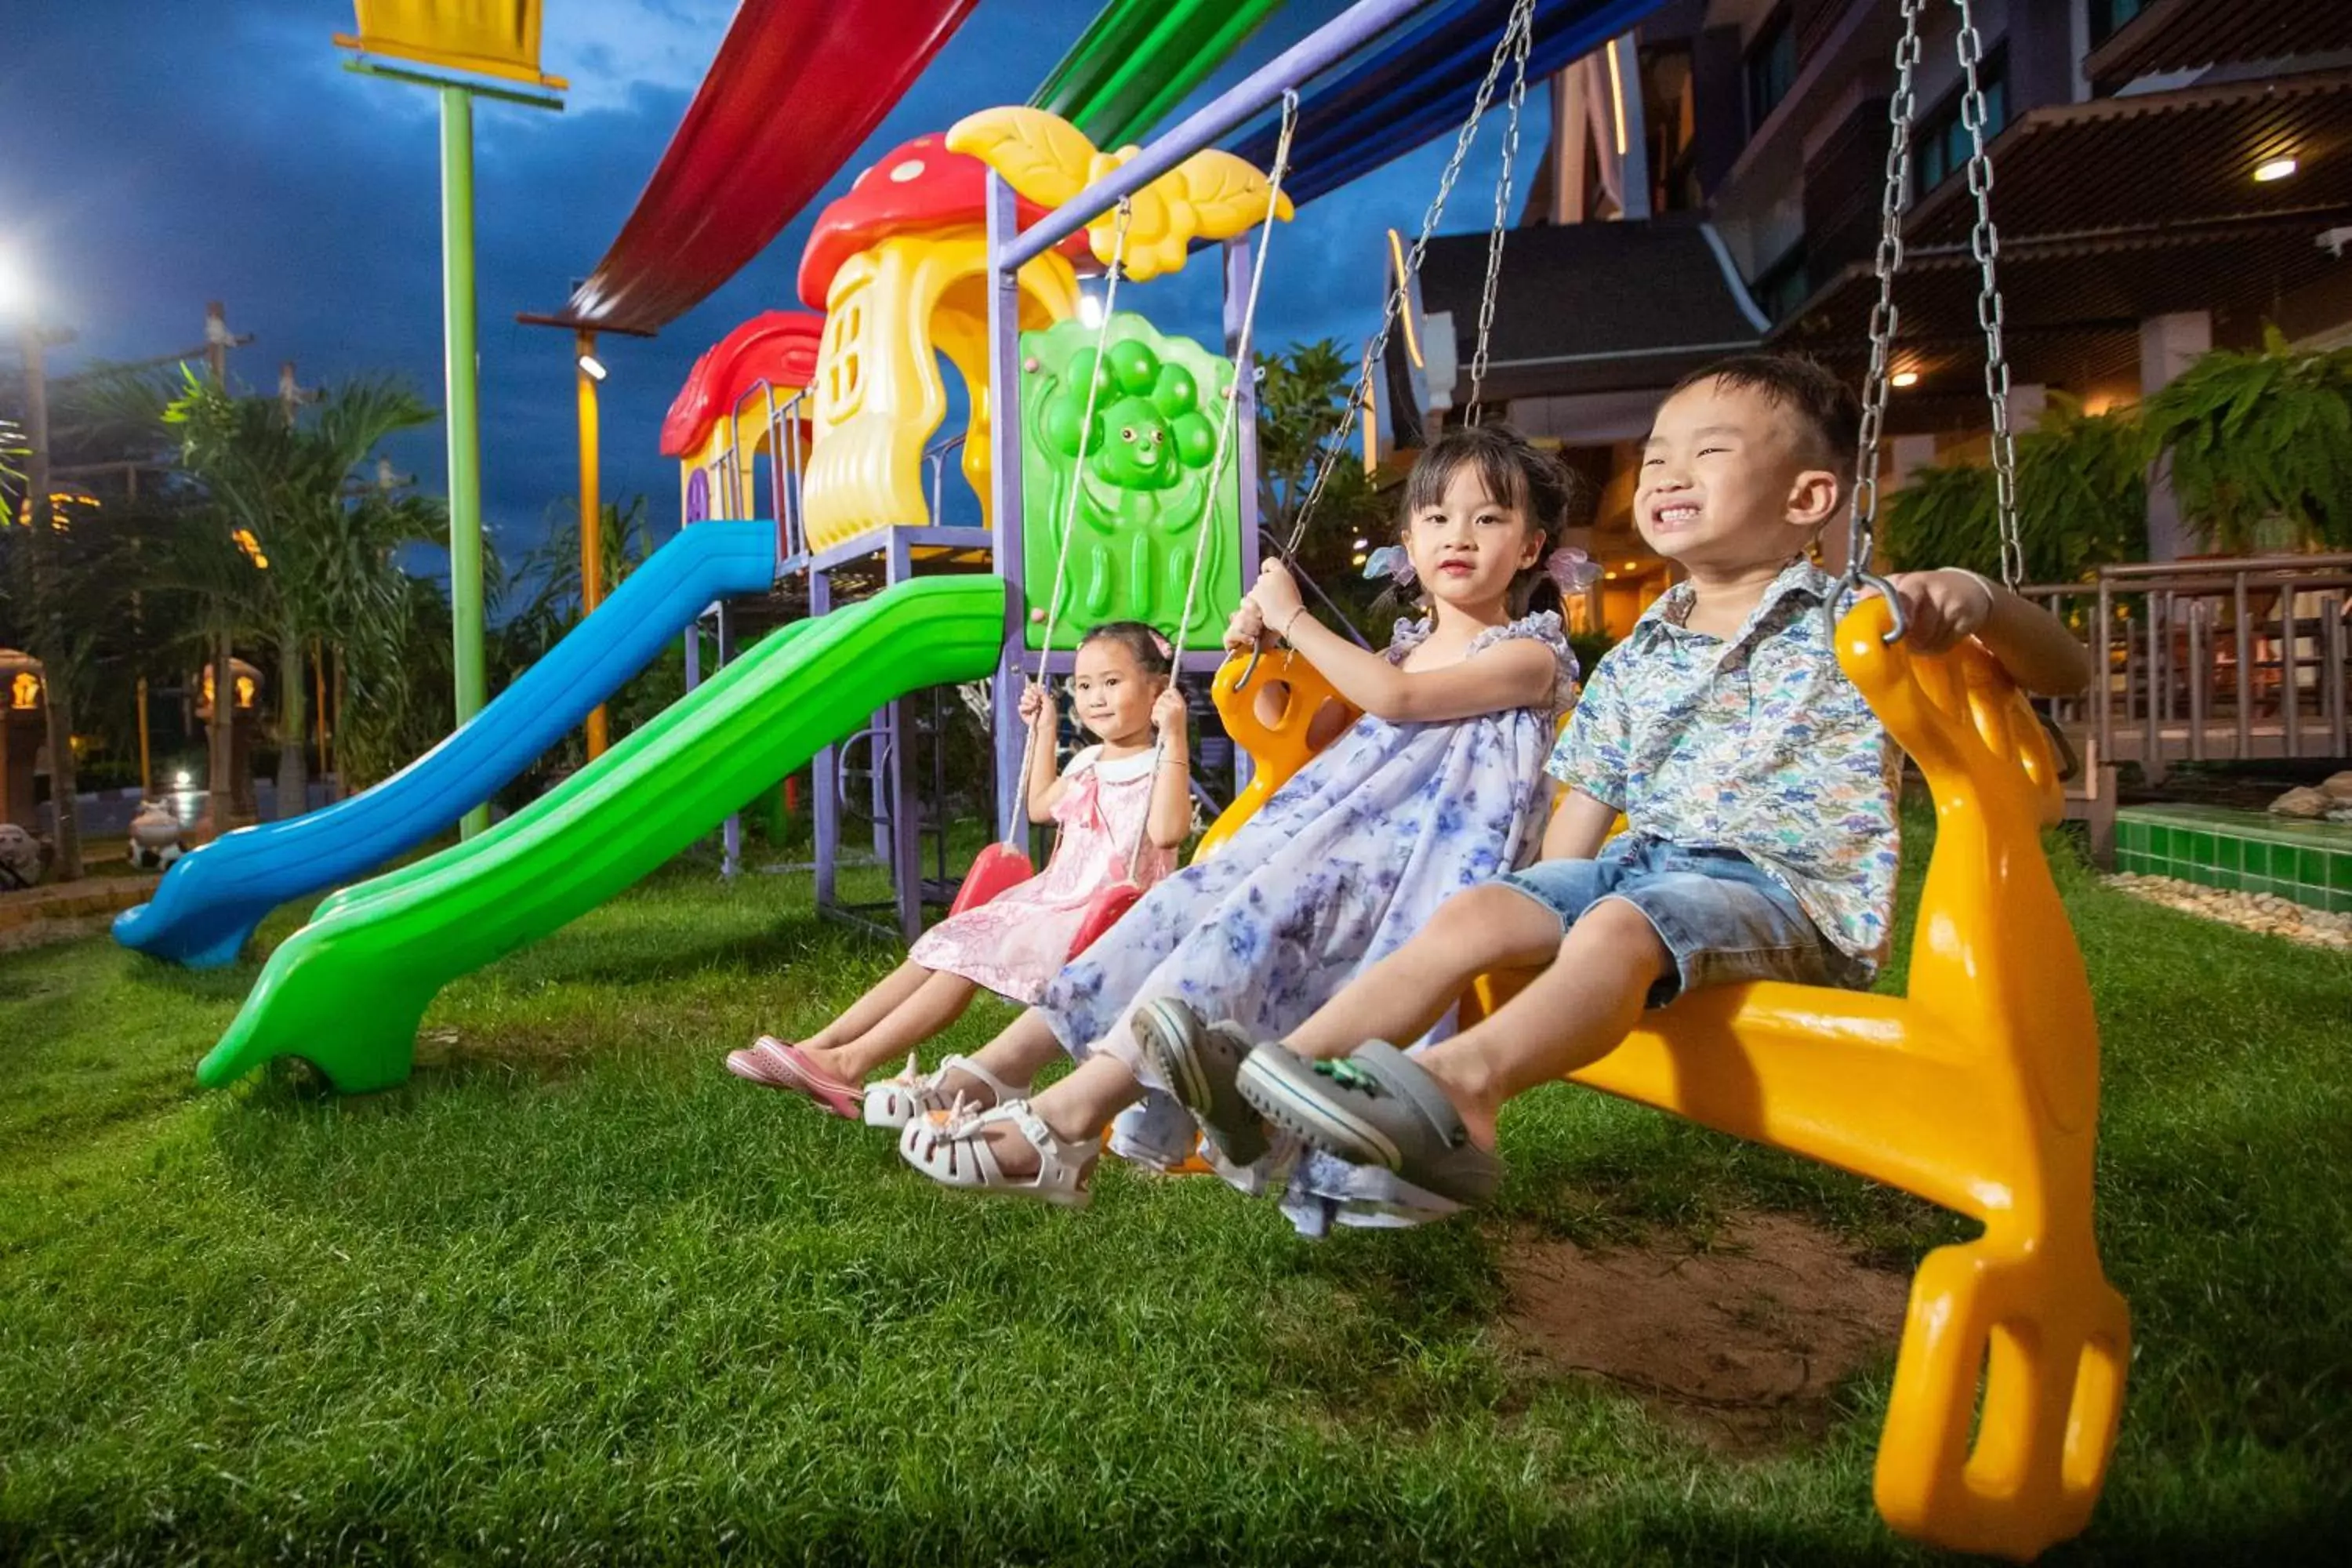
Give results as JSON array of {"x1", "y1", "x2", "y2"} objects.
[{"x1": 1497, "y1": 836, "x2": 1835, "y2": 1007}]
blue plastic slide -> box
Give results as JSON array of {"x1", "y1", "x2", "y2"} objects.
[{"x1": 114, "y1": 521, "x2": 778, "y2": 968}]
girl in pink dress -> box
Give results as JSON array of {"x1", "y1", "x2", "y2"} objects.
[{"x1": 726, "y1": 622, "x2": 1191, "y2": 1116}]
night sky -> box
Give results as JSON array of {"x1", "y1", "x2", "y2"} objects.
[{"x1": 6, "y1": 0, "x2": 1544, "y2": 584}]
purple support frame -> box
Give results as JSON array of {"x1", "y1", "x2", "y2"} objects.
[
  {"x1": 885, "y1": 528, "x2": 921, "y2": 940},
  {"x1": 984, "y1": 5, "x2": 1443, "y2": 811},
  {"x1": 1225, "y1": 235, "x2": 1263, "y2": 797},
  {"x1": 997, "y1": 0, "x2": 1442, "y2": 272},
  {"x1": 810, "y1": 568, "x2": 838, "y2": 909},
  {"x1": 986, "y1": 171, "x2": 1031, "y2": 843}
]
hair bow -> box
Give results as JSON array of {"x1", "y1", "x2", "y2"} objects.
[
  {"x1": 1361, "y1": 544, "x2": 1415, "y2": 586},
  {"x1": 1544, "y1": 546, "x2": 1602, "y2": 593},
  {"x1": 1146, "y1": 628, "x2": 1174, "y2": 659}
]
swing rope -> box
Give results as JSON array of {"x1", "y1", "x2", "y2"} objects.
[
  {"x1": 1283, "y1": 0, "x2": 1538, "y2": 559},
  {"x1": 1002, "y1": 200, "x2": 1136, "y2": 848},
  {"x1": 1120, "y1": 89, "x2": 1301, "y2": 880}
]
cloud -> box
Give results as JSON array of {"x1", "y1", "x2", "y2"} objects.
[{"x1": 5, "y1": 0, "x2": 1553, "y2": 584}]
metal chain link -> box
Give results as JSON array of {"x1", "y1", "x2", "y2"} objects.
[
  {"x1": 1465, "y1": 0, "x2": 1536, "y2": 420},
  {"x1": 1952, "y1": 0, "x2": 2023, "y2": 589},
  {"x1": 1286, "y1": 0, "x2": 1539, "y2": 555},
  {"x1": 1844, "y1": 0, "x2": 1925, "y2": 604}
]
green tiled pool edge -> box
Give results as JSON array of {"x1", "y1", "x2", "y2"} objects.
[{"x1": 2114, "y1": 805, "x2": 2352, "y2": 914}]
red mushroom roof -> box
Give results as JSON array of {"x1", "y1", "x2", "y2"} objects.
[
  {"x1": 659, "y1": 310, "x2": 827, "y2": 459},
  {"x1": 795, "y1": 132, "x2": 1094, "y2": 309}
]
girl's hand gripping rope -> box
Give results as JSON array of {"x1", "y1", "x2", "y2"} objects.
[
  {"x1": 1017, "y1": 679, "x2": 1054, "y2": 728},
  {"x1": 1152, "y1": 686, "x2": 1190, "y2": 748}
]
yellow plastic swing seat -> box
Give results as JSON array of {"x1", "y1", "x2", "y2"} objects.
[{"x1": 1204, "y1": 600, "x2": 2128, "y2": 1563}]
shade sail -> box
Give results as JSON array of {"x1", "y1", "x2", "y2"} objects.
[
  {"x1": 554, "y1": 0, "x2": 979, "y2": 336},
  {"x1": 1033, "y1": 0, "x2": 1287, "y2": 148},
  {"x1": 1227, "y1": 0, "x2": 1661, "y2": 209}
]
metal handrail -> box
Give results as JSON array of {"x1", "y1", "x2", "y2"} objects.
[
  {"x1": 925, "y1": 433, "x2": 968, "y2": 526},
  {"x1": 2016, "y1": 555, "x2": 2352, "y2": 778}
]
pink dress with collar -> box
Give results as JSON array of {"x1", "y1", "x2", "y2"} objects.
[{"x1": 908, "y1": 745, "x2": 1177, "y2": 1005}]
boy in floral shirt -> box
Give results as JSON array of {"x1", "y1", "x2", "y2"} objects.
[{"x1": 1134, "y1": 354, "x2": 2090, "y2": 1209}]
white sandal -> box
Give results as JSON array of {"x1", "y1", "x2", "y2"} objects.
[
  {"x1": 897, "y1": 1098, "x2": 1098, "y2": 1208},
  {"x1": 862, "y1": 1051, "x2": 1024, "y2": 1131}
]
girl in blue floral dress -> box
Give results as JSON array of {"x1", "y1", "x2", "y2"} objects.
[{"x1": 889, "y1": 424, "x2": 1593, "y2": 1224}]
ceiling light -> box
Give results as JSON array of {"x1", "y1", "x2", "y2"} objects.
[
  {"x1": 1621, "y1": 561, "x2": 1639, "y2": 571},
  {"x1": 1891, "y1": 369, "x2": 1920, "y2": 388},
  {"x1": 577, "y1": 352, "x2": 608, "y2": 382},
  {"x1": 2254, "y1": 156, "x2": 2298, "y2": 183}
]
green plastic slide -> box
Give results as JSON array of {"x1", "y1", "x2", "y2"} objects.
[
  {"x1": 198, "y1": 576, "x2": 1008, "y2": 1094},
  {"x1": 1033, "y1": 0, "x2": 1287, "y2": 148}
]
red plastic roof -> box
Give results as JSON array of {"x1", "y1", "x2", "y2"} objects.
[
  {"x1": 659, "y1": 310, "x2": 826, "y2": 458},
  {"x1": 557, "y1": 0, "x2": 982, "y2": 336}
]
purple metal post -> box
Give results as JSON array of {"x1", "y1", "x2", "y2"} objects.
[
  {"x1": 986, "y1": 170, "x2": 1031, "y2": 842},
  {"x1": 718, "y1": 602, "x2": 741, "y2": 879},
  {"x1": 886, "y1": 528, "x2": 921, "y2": 939},
  {"x1": 997, "y1": 0, "x2": 1441, "y2": 272},
  {"x1": 811, "y1": 568, "x2": 838, "y2": 909},
  {"x1": 1224, "y1": 234, "x2": 1261, "y2": 795}
]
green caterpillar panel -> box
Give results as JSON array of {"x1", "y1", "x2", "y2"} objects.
[{"x1": 1020, "y1": 312, "x2": 1243, "y2": 652}]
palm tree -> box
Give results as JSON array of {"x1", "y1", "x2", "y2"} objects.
[{"x1": 163, "y1": 372, "x2": 440, "y2": 820}]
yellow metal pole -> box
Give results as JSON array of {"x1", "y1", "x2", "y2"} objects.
[
  {"x1": 313, "y1": 639, "x2": 331, "y2": 797},
  {"x1": 576, "y1": 328, "x2": 608, "y2": 759},
  {"x1": 136, "y1": 676, "x2": 152, "y2": 797}
]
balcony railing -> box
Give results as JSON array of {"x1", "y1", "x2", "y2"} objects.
[{"x1": 2020, "y1": 554, "x2": 2352, "y2": 780}]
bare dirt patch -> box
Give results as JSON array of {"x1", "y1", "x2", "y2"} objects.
[{"x1": 1498, "y1": 1211, "x2": 1911, "y2": 1453}]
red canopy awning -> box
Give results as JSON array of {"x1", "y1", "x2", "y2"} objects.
[{"x1": 554, "y1": 0, "x2": 981, "y2": 337}]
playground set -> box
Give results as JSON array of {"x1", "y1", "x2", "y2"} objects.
[{"x1": 110, "y1": 0, "x2": 2127, "y2": 1557}]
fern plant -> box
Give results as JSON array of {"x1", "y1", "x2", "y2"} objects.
[
  {"x1": 2138, "y1": 327, "x2": 2352, "y2": 553},
  {"x1": 1879, "y1": 393, "x2": 2150, "y2": 583}
]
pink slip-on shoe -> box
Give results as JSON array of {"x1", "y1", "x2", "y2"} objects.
[{"x1": 724, "y1": 1036, "x2": 863, "y2": 1119}]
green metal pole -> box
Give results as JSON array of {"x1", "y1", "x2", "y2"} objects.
[{"x1": 440, "y1": 85, "x2": 489, "y2": 840}]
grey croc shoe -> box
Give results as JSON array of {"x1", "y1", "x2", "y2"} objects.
[
  {"x1": 1237, "y1": 1039, "x2": 1502, "y2": 1207},
  {"x1": 1131, "y1": 996, "x2": 1269, "y2": 1167}
]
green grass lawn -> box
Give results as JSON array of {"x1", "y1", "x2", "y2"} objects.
[{"x1": 3, "y1": 822, "x2": 2349, "y2": 1564}]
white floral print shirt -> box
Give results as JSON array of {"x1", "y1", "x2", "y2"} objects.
[{"x1": 1549, "y1": 559, "x2": 1901, "y2": 982}]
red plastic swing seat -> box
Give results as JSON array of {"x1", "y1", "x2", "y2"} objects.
[{"x1": 946, "y1": 844, "x2": 1144, "y2": 963}]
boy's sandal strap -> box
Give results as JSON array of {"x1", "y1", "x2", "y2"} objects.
[{"x1": 1345, "y1": 1040, "x2": 1473, "y2": 1148}]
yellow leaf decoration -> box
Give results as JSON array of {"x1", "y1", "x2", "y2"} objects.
[
  {"x1": 1173, "y1": 150, "x2": 1298, "y2": 233},
  {"x1": 945, "y1": 106, "x2": 1101, "y2": 209},
  {"x1": 948, "y1": 107, "x2": 1293, "y2": 285}
]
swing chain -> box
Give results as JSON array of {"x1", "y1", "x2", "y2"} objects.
[
  {"x1": 1466, "y1": 0, "x2": 1536, "y2": 420},
  {"x1": 1954, "y1": 0, "x2": 2023, "y2": 590},
  {"x1": 1287, "y1": 0, "x2": 1538, "y2": 557},
  {"x1": 1842, "y1": 0, "x2": 1924, "y2": 641}
]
